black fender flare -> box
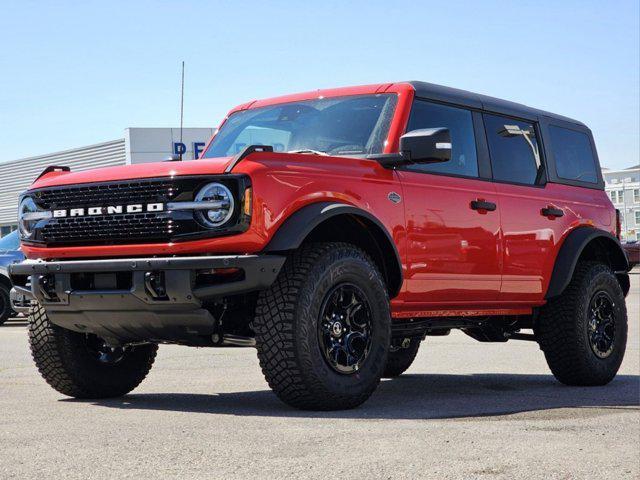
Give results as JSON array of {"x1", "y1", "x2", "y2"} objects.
[
  {"x1": 264, "y1": 202, "x2": 403, "y2": 297},
  {"x1": 545, "y1": 227, "x2": 630, "y2": 299}
]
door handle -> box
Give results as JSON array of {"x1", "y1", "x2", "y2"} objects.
[
  {"x1": 541, "y1": 206, "x2": 564, "y2": 218},
  {"x1": 470, "y1": 200, "x2": 497, "y2": 212}
]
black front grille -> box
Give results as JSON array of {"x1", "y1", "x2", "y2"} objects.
[
  {"x1": 34, "y1": 179, "x2": 178, "y2": 209},
  {"x1": 40, "y1": 213, "x2": 172, "y2": 244},
  {"x1": 25, "y1": 175, "x2": 251, "y2": 247}
]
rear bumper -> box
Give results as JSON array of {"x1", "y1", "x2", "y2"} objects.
[{"x1": 9, "y1": 254, "x2": 285, "y2": 344}]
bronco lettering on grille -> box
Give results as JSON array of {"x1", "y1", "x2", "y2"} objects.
[{"x1": 52, "y1": 203, "x2": 164, "y2": 218}]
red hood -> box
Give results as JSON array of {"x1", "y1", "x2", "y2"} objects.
[{"x1": 29, "y1": 156, "x2": 234, "y2": 190}]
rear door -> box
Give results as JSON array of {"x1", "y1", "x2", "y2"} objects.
[
  {"x1": 397, "y1": 100, "x2": 502, "y2": 306},
  {"x1": 483, "y1": 113, "x2": 569, "y2": 303}
]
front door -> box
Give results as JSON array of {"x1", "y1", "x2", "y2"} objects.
[{"x1": 397, "y1": 100, "x2": 502, "y2": 307}]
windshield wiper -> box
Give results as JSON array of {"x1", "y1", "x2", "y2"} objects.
[{"x1": 286, "y1": 149, "x2": 329, "y2": 156}]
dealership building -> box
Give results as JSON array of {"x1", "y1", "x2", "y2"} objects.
[{"x1": 0, "y1": 128, "x2": 215, "y2": 237}]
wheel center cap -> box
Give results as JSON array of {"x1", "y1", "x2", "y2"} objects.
[{"x1": 331, "y1": 321, "x2": 344, "y2": 337}]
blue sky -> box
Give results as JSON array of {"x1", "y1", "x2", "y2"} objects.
[{"x1": 1, "y1": 0, "x2": 638, "y2": 169}]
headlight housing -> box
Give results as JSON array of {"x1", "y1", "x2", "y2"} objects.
[
  {"x1": 18, "y1": 196, "x2": 40, "y2": 239},
  {"x1": 194, "y1": 182, "x2": 235, "y2": 228}
]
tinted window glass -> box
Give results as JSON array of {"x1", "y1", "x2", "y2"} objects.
[
  {"x1": 484, "y1": 114, "x2": 540, "y2": 185},
  {"x1": 549, "y1": 125, "x2": 598, "y2": 183},
  {"x1": 405, "y1": 101, "x2": 478, "y2": 177},
  {"x1": 203, "y1": 94, "x2": 397, "y2": 158}
]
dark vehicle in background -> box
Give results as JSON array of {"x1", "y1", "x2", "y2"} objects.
[
  {"x1": 623, "y1": 241, "x2": 639, "y2": 267},
  {"x1": 0, "y1": 231, "x2": 25, "y2": 325}
]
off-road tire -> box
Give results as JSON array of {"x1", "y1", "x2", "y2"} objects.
[
  {"x1": 29, "y1": 304, "x2": 158, "y2": 398},
  {"x1": 383, "y1": 338, "x2": 421, "y2": 378},
  {"x1": 253, "y1": 242, "x2": 391, "y2": 410},
  {"x1": 536, "y1": 261, "x2": 627, "y2": 386},
  {"x1": 0, "y1": 284, "x2": 11, "y2": 326}
]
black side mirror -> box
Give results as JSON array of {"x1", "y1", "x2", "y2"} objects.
[{"x1": 399, "y1": 128, "x2": 451, "y2": 164}]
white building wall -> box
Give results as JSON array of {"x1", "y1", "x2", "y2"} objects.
[
  {"x1": 603, "y1": 165, "x2": 640, "y2": 241},
  {"x1": 0, "y1": 139, "x2": 126, "y2": 228}
]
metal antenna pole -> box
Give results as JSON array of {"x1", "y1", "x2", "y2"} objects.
[{"x1": 179, "y1": 61, "x2": 185, "y2": 160}]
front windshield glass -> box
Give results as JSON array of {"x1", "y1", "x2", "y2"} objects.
[
  {"x1": 203, "y1": 94, "x2": 397, "y2": 158},
  {"x1": 0, "y1": 231, "x2": 19, "y2": 250}
]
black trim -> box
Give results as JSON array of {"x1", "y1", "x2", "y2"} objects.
[
  {"x1": 470, "y1": 200, "x2": 496, "y2": 212},
  {"x1": 263, "y1": 202, "x2": 403, "y2": 297},
  {"x1": 35, "y1": 165, "x2": 70, "y2": 182},
  {"x1": 545, "y1": 227, "x2": 630, "y2": 299},
  {"x1": 541, "y1": 207, "x2": 564, "y2": 218},
  {"x1": 407, "y1": 81, "x2": 585, "y2": 127},
  {"x1": 225, "y1": 145, "x2": 273, "y2": 173}
]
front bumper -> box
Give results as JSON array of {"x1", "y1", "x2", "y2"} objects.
[{"x1": 9, "y1": 254, "x2": 285, "y2": 344}]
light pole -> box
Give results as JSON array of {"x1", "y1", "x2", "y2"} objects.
[{"x1": 621, "y1": 177, "x2": 633, "y2": 241}]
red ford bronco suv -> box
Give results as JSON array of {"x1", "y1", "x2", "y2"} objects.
[{"x1": 10, "y1": 82, "x2": 630, "y2": 410}]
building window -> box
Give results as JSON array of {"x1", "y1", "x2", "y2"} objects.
[
  {"x1": 609, "y1": 190, "x2": 623, "y2": 204},
  {"x1": 635, "y1": 210, "x2": 640, "y2": 226},
  {"x1": 634, "y1": 189, "x2": 640, "y2": 203}
]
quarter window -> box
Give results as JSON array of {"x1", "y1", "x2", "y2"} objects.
[
  {"x1": 549, "y1": 125, "x2": 598, "y2": 183},
  {"x1": 405, "y1": 100, "x2": 478, "y2": 177},
  {"x1": 484, "y1": 114, "x2": 541, "y2": 185}
]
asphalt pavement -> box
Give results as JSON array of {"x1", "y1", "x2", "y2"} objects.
[{"x1": 1, "y1": 272, "x2": 638, "y2": 479}]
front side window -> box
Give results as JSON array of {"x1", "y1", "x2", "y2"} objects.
[
  {"x1": 549, "y1": 125, "x2": 598, "y2": 183},
  {"x1": 203, "y1": 94, "x2": 397, "y2": 158},
  {"x1": 404, "y1": 100, "x2": 478, "y2": 177},
  {"x1": 484, "y1": 114, "x2": 541, "y2": 185}
]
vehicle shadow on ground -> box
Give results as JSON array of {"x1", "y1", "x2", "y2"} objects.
[{"x1": 79, "y1": 373, "x2": 640, "y2": 420}]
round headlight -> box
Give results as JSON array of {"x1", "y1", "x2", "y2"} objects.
[
  {"x1": 194, "y1": 183, "x2": 235, "y2": 228},
  {"x1": 18, "y1": 196, "x2": 39, "y2": 238}
]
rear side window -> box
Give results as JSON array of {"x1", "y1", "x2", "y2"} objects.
[
  {"x1": 484, "y1": 114, "x2": 541, "y2": 185},
  {"x1": 549, "y1": 125, "x2": 598, "y2": 184},
  {"x1": 405, "y1": 100, "x2": 478, "y2": 177}
]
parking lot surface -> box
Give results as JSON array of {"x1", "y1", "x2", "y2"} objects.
[{"x1": 1, "y1": 273, "x2": 638, "y2": 479}]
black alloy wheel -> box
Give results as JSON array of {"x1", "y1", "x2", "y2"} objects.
[{"x1": 318, "y1": 283, "x2": 373, "y2": 374}]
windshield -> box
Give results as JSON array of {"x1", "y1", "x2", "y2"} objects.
[
  {"x1": 203, "y1": 94, "x2": 397, "y2": 158},
  {"x1": 0, "y1": 231, "x2": 19, "y2": 250}
]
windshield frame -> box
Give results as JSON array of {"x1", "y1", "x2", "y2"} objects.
[{"x1": 201, "y1": 88, "x2": 409, "y2": 160}]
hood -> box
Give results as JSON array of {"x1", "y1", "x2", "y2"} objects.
[{"x1": 29, "y1": 156, "x2": 234, "y2": 190}]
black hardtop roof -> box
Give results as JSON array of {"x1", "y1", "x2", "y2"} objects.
[{"x1": 408, "y1": 81, "x2": 586, "y2": 128}]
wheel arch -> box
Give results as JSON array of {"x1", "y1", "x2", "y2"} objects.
[
  {"x1": 546, "y1": 226, "x2": 630, "y2": 299},
  {"x1": 264, "y1": 202, "x2": 403, "y2": 298}
]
